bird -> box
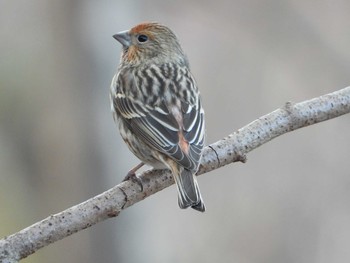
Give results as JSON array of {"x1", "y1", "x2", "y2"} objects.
[{"x1": 110, "y1": 22, "x2": 206, "y2": 212}]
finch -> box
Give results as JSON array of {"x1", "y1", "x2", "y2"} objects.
[{"x1": 110, "y1": 22, "x2": 206, "y2": 212}]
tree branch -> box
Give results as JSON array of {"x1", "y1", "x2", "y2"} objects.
[{"x1": 1, "y1": 87, "x2": 350, "y2": 262}]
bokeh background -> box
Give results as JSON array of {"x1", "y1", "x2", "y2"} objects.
[{"x1": 1, "y1": 1, "x2": 350, "y2": 262}]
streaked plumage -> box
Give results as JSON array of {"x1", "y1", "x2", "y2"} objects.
[{"x1": 110, "y1": 22, "x2": 206, "y2": 212}]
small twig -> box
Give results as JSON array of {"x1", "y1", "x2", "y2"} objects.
[{"x1": 1, "y1": 86, "x2": 349, "y2": 262}]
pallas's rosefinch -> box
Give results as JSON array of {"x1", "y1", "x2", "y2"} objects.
[{"x1": 110, "y1": 22, "x2": 205, "y2": 212}]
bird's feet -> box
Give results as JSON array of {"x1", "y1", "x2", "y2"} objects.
[
  {"x1": 123, "y1": 171, "x2": 143, "y2": 191},
  {"x1": 122, "y1": 162, "x2": 145, "y2": 191}
]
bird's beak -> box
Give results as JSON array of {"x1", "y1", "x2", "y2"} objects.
[{"x1": 113, "y1": 30, "x2": 131, "y2": 47}]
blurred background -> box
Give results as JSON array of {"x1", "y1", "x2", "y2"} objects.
[{"x1": 1, "y1": 0, "x2": 350, "y2": 262}]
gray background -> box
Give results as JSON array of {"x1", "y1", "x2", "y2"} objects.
[{"x1": 1, "y1": 1, "x2": 350, "y2": 262}]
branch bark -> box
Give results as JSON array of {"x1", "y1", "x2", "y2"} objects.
[{"x1": 1, "y1": 87, "x2": 350, "y2": 262}]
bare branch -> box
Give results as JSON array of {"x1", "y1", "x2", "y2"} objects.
[{"x1": 1, "y1": 86, "x2": 349, "y2": 262}]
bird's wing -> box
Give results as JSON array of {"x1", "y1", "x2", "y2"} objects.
[{"x1": 112, "y1": 73, "x2": 205, "y2": 171}]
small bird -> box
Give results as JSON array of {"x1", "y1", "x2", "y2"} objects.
[{"x1": 110, "y1": 22, "x2": 206, "y2": 212}]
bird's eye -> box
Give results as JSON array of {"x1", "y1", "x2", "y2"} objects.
[{"x1": 137, "y1": 34, "x2": 148, "y2": 43}]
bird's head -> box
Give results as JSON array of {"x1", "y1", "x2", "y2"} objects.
[{"x1": 113, "y1": 22, "x2": 187, "y2": 66}]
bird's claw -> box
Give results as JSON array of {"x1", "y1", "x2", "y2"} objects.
[{"x1": 123, "y1": 172, "x2": 143, "y2": 192}]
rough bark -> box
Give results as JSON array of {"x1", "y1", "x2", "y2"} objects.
[{"x1": 1, "y1": 86, "x2": 349, "y2": 262}]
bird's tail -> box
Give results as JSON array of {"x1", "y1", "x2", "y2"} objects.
[{"x1": 173, "y1": 168, "x2": 206, "y2": 212}]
